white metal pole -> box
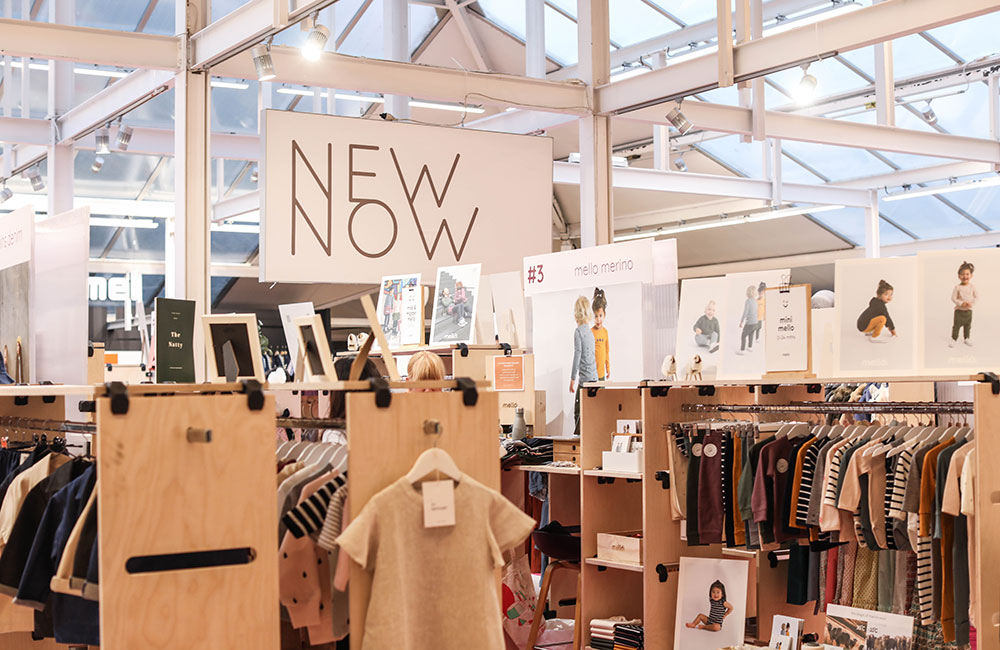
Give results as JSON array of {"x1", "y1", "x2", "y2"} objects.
[
  {"x1": 525, "y1": 0, "x2": 545, "y2": 79},
  {"x1": 173, "y1": 0, "x2": 211, "y2": 380},
  {"x1": 382, "y1": 0, "x2": 410, "y2": 120},
  {"x1": 46, "y1": 0, "x2": 74, "y2": 217},
  {"x1": 577, "y1": 0, "x2": 612, "y2": 247},
  {"x1": 865, "y1": 189, "x2": 881, "y2": 258},
  {"x1": 873, "y1": 1, "x2": 895, "y2": 127},
  {"x1": 988, "y1": 73, "x2": 999, "y2": 142}
]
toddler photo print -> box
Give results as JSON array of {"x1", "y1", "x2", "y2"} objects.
[
  {"x1": 835, "y1": 257, "x2": 918, "y2": 376},
  {"x1": 673, "y1": 557, "x2": 749, "y2": 650}
]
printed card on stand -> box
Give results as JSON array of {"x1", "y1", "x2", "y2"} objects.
[
  {"x1": 675, "y1": 277, "x2": 727, "y2": 381},
  {"x1": 768, "y1": 615, "x2": 804, "y2": 650},
  {"x1": 717, "y1": 269, "x2": 789, "y2": 380}
]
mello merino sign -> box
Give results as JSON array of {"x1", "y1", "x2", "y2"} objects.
[{"x1": 260, "y1": 111, "x2": 553, "y2": 283}]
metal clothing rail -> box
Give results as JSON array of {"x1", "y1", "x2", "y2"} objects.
[
  {"x1": 0, "y1": 415, "x2": 96, "y2": 434},
  {"x1": 680, "y1": 401, "x2": 974, "y2": 415},
  {"x1": 276, "y1": 417, "x2": 345, "y2": 429}
]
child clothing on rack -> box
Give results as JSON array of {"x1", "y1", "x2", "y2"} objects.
[{"x1": 337, "y1": 474, "x2": 535, "y2": 650}]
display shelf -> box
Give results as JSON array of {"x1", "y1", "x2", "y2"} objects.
[
  {"x1": 514, "y1": 464, "x2": 581, "y2": 476},
  {"x1": 581, "y1": 380, "x2": 647, "y2": 390},
  {"x1": 0, "y1": 384, "x2": 95, "y2": 397},
  {"x1": 583, "y1": 469, "x2": 643, "y2": 480},
  {"x1": 585, "y1": 557, "x2": 643, "y2": 572},
  {"x1": 644, "y1": 373, "x2": 988, "y2": 388}
]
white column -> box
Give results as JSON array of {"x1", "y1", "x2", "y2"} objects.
[
  {"x1": 577, "y1": 0, "x2": 612, "y2": 248},
  {"x1": 865, "y1": 189, "x2": 881, "y2": 258},
  {"x1": 770, "y1": 138, "x2": 782, "y2": 207},
  {"x1": 46, "y1": 0, "x2": 74, "y2": 217},
  {"x1": 173, "y1": 0, "x2": 211, "y2": 379},
  {"x1": 525, "y1": 0, "x2": 545, "y2": 79},
  {"x1": 873, "y1": 1, "x2": 895, "y2": 127},
  {"x1": 651, "y1": 52, "x2": 672, "y2": 171},
  {"x1": 717, "y1": 0, "x2": 734, "y2": 88},
  {"x1": 19, "y1": 0, "x2": 28, "y2": 119},
  {"x1": 989, "y1": 73, "x2": 999, "y2": 141},
  {"x1": 382, "y1": 0, "x2": 410, "y2": 120},
  {"x1": 2, "y1": 0, "x2": 12, "y2": 178},
  {"x1": 750, "y1": 0, "x2": 765, "y2": 141}
]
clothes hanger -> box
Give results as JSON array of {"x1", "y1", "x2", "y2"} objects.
[
  {"x1": 406, "y1": 447, "x2": 461, "y2": 484},
  {"x1": 787, "y1": 422, "x2": 811, "y2": 439}
]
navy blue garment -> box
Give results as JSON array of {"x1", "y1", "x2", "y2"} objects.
[
  {"x1": 0, "y1": 459, "x2": 89, "y2": 595},
  {"x1": 17, "y1": 465, "x2": 98, "y2": 645},
  {"x1": 0, "y1": 350, "x2": 12, "y2": 384},
  {"x1": 0, "y1": 446, "x2": 50, "y2": 505}
]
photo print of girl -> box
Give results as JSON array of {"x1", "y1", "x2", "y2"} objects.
[
  {"x1": 685, "y1": 580, "x2": 732, "y2": 631},
  {"x1": 592, "y1": 288, "x2": 610, "y2": 380},
  {"x1": 918, "y1": 249, "x2": 1000, "y2": 372},
  {"x1": 836, "y1": 257, "x2": 917, "y2": 375},
  {"x1": 718, "y1": 269, "x2": 786, "y2": 380},
  {"x1": 673, "y1": 557, "x2": 748, "y2": 650}
]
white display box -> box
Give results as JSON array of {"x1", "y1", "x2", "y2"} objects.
[{"x1": 602, "y1": 450, "x2": 643, "y2": 474}]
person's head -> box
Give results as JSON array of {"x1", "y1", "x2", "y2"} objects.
[
  {"x1": 592, "y1": 288, "x2": 608, "y2": 328},
  {"x1": 758, "y1": 281, "x2": 767, "y2": 294},
  {"x1": 455, "y1": 281, "x2": 464, "y2": 291},
  {"x1": 958, "y1": 261, "x2": 974, "y2": 284},
  {"x1": 407, "y1": 350, "x2": 445, "y2": 387},
  {"x1": 331, "y1": 356, "x2": 380, "y2": 419},
  {"x1": 709, "y1": 580, "x2": 727, "y2": 602},
  {"x1": 574, "y1": 295, "x2": 593, "y2": 326},
  {"x1": 442, "y1": 287, "x2": 451, "y2": 298},
  {"x1": 704, "y1": 300, "x2": 716, "y2": 319},
  {"x1": 746, "y1": 285, "x2": 757, "y2": 298},
  {"x1": 876, "y1": 279, "x2": 894, "y2": 303}
]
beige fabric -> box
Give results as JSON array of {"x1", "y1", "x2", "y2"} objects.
[
  {"x1": 960, "y1": 447, "x2": 976, "y2": 627},
  {"x1": 0, "y1": 454, "x2": 70, "y2": 551},
  {"x1": 337, "y1": 475, "x2": 535, "y2": 650},
  {"x1": 49, "y1": 488, "x2": 97, "y2": 597},
  {"x1": 941, "y1": 445, "x2": 973, "y2": 517},
  {"x1": 277, "y1": 461, "x2": 306, "y2": 487}
]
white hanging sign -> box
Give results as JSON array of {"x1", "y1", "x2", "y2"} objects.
[
  {"x1": 260, "y1": 111, "x2": 553, "y2": 283},
  {"x1": 764, "y1": 284, "x2": 812, "y2": 373},
  {"x1": 0, "y1": 207, "x2": 33, "y2": 272}
]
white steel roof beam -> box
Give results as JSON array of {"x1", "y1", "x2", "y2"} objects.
[
  {"x1": 211, "y1": 46, "x2": 591, "y2": 114},
  {"x1": 0, "y1": 18, "x2": 179, "y2": 69},
  {"x1": 597, "y1": 0, "x2": 1000, "y2": 114},
  {"x1": 56, "y1": 69, "x2": 174, "y2": 143},
  {"x1": 623, "y1": 101, "x2": 1000, "y2": 163}
]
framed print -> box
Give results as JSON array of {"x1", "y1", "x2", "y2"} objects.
[
  {"x1": 430, "y1": 264, "x2": 482, "y2": 346},
  {"x1": 201, "y1": 314, "x2": 265, "y2": 383},
  {"x1": 293, "y1": 314, "x2": 335, "y2": 381}
]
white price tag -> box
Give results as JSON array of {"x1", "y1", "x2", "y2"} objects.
[{"x1": 422, "y1": 480, "x2": 456, "y2": 528}]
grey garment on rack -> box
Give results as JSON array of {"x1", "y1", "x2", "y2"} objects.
[
  {"x1": 806, "y1": 546, "x2": 820, "y2": 603},
  {"x1": 278, "y1": 464, "x2": 332, "y2": 541},
  {"x1": 933, "y1": 441, "x2": 966, "y2": 540},
  {"x1": 953, "y1": 514, "x2": 970, "y2": 646},
  {"x1": 903, "y1": 443, "x2": 937, "y2": 514},
  {"x1": 878, "y1": 549, "x2": 895, "y2": 612},
  {"x1": 806, "y1": 438, "x2": 837, "y2": 527}
]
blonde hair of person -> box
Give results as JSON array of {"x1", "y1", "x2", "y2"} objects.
[
  {"x1": 407, "y1": 350, "x2": 445, "y2": 382},
  {"x1": 574, "y1": 295, "x2": 593, "y2": 326}
]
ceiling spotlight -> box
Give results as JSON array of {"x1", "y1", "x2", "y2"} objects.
[
  {"x1": 666, "y1": 106, "x2": 692, "y2": 135},
  {"x1": 0, "y1": 186, "x2": 11, "y2": 204},
  {"x1": 921, "y1": 101, "x2": 938, "y2": 125},
  {"x1": 91, "y1": 156, "x2": 105, "y2": 173},
  {"x1": 251, "y1": 43, "x2": 276, "y2": 81},
  {"x1": 250, "y1": 166, "x2": 259, "y2": 183},
  {"x1": 25, "y1": 166, "x2": 44, "y2": 192},
  {"x1": 793, "y1": 64, "x2": 818, "y2": 105},
  {"x1": 301, "y1": 24, "x2": 330, "y2": 61},
  {"x1": 674, "y1": 156, "x2": 688, "y2": 172},
  {"x1": 95, "y1": 125, "x2": 111, "y2": 155},
  {"x1": 116, "y1": 125, "x2": 133, "y2": 151}
]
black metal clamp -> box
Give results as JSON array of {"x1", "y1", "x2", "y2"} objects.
[
  {"x1": 650, "y1": 385, "x2": 670, "y2": 398},
  {"x1": 241, "y1": 379, "x2": 265, "y2": 411},
  {"x1": 597, "y1": 476, "x2": 616, "y2": 485},
  {"x1": 455, "y1": 377, "x2": 479, "y2": 407},
  {"x1": 78, "y1": 400, "x2": 96, "y2": 413},
  {"x1": 807, "y1": 383, "x2": 823, "y2": 394},
  {"x1": 654, "y1": 470, "x2": 670, "y2": 490},
  {"x1": 697, "y1": 385, "x2": 716, "y2": 397},
  {"x1": 458, "y1": 342, "x2": 469, "y2": 357},
  {"x1": 13, "y1": 396, "x2": 27, "y2": 406},
  {"x1": 760, "y1": 384, "x2": 779, "y2": 395},
  {"x1": 499, "y1": 343, "x2": 512, "y2": 356},
  {"x1": 106, "y1": 381, "x2": 130, "y2": 415},
  {"x1": 655, "y1": 564, "x2": 670, "y2": 583},
  {"x1": 39, "y1": 381, "x2": 56, "y2": 403},
  {"x1": 979, "y1": 371, "x2": 1000, "y2": 395},
  {"x1": 586, "y1": 386, "x2": 601, "y2": 397},
  {"x1": 370, "y1": 376, "x2": 392, "y2": 408}
]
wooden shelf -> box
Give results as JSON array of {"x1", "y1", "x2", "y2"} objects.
[
  {"x1": 583, "y1": 469, "x2": 643, "y2": 480},
  {"x1": 644, "y1": 373, "x2": 985, "y2": 388},
  {"x1": 585, "y1": 557, "x2": 644, "y2": 572},
  {"x1": 515, "y1": 464, "x2": 581, "y2": 476}
]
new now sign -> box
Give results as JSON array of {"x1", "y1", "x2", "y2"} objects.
[{"x1": 260, "y1": 111, "x2": 553, "y2": 283}]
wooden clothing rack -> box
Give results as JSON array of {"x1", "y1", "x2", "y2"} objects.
[
  {"x1": 576, "y1": 374, "x2": 1000, "y2": 650},
  {"x1": 0, "y1": 380, "x2": 280, "y2": 650}
]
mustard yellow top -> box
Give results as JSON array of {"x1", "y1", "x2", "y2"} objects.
[{"x1": 592, "y1": 325, "x2": 610, "y2": 380}]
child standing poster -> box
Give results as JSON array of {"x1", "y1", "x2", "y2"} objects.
[
  {"x1": 718, "y1": 269, "x2": 788, "y2": 380},
  {"x1": 835, "y1": 257, "x2": 918, "y2": 376},
  {"x1": 918, "y1": 249, "x2": 1000, "y2": 372},
  {"x1": 673, "y1": 557, "x2": 749, "y2": 650}
]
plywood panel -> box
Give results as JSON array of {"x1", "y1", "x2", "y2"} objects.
[
  {"x1": 347, "y1": 389, "x2": 500, "y2": 648},
  {"x1": 97, "y1": 393, "x2": 279, "y2": 650},
  {"x1": 973, "y1": 384, "x2": 999, "y2": 650},
  {"x1": 580, "y1": 388, "x2": 642, "y2": 471}
]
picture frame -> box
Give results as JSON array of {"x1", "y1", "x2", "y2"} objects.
[
  {"x1": 429, "y1": 263, "x2": 482, "y2": 346},
  {"x1": 611, "y1": 435, "x2": 632, "y2": 454},
  {"x1": 293, "y1": 314, "x2": 336, "y2": 382},
  {"x1": 201, "y1": 314, "x2": 265, "y2": 383}
]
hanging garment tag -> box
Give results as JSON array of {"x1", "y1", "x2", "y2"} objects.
[{"x1": 423, "y1": 480, "x2": 456, "y2": 528}]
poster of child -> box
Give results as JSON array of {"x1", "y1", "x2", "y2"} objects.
[
  {"x1": 430, "y1": 264, "x2": 481, "y2": 345},
  {"x1": 835, "y1": 257, "x2": 918, "y2": 376},
  {"x1": 673, "y1": 557, "x2": 749, "y2": 650},
  {"x1": 675, "y1": 277, "x2": 727, "y2": 380},
  {"x1": 718, "y1": 269, "x2": 788, "y2": 379},
  {"x1": 375, "y1": 274, "x2": 422, "y2": 349},
  {"x1": 918, "y1": 249, "x2": 1000, "y2": 371}
]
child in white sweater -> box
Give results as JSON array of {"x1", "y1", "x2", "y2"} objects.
[{"x1": 950, "y1": 261, "x2": 977, "y2": 347}]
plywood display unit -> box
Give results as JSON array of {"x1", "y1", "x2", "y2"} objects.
[{"x1": 577, "y1": 376, "x2": 1000, "y2": 650}]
